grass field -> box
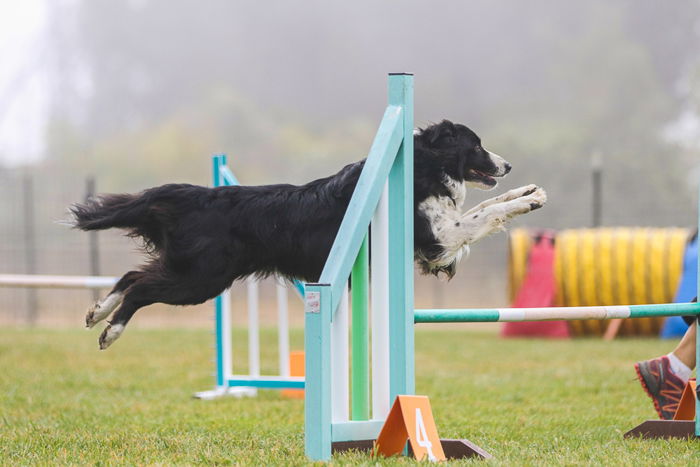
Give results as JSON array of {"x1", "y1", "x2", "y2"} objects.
[{"x1": 2, "y1": 327, "x2": 699, "y2": 465}]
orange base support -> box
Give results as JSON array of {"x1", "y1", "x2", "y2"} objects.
[
  {"x1": 625, "y1": 379, "x2": 698, "y2": 440},
  {"x1": 673, "y1": 379, "x2": 696, "y2": 421}
]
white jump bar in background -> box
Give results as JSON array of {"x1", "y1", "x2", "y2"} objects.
[{"x1": 0, "y1": 274, "x2": 118, "y2": 289}]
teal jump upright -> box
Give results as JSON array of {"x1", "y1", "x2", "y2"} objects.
[
  {"x1": 387, "y1": 74, "x2": 415, "y2": 404},
  {"x1": 304, "y1": 73, "x2": 414, "y2": 461}
]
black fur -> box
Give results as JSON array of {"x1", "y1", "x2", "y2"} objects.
[{"x1": 72, "y1": 120, "x2": 506, "y2": 332}]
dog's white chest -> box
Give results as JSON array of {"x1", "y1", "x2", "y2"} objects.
[
  {"x1": 417, "y1": 176, "x2": 470, "y2": 270},
  {"x1": 418, "y1": 176, "x2": 468, "y2": 237}
]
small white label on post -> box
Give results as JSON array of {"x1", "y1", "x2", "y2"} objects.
[{"x1": 306, "y1": 291, "x2": 320, "y2": 313}]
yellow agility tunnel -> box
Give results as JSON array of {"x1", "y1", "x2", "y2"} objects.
[{"x1": 509, "y1": 227, "x2": 690, "y2": 337}]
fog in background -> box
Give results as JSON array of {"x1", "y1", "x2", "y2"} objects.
[{"x1": 1, "y1": 0, "x2": 699, "y2": 326}]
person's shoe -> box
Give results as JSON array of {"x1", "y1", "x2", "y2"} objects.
[{"x1": 634, "y1": 356, "x2": 686, "y2": 420}]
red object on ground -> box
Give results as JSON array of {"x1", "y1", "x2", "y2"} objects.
[{"x1": 501, "y1": 232, "x2": 570, "y2": 338}]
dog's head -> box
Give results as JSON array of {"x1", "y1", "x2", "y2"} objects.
[{"x1": 416, "y1": 120, "x2": 511, "y2": 190}]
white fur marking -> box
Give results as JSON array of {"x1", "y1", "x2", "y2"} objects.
[
  {"x1": 86, "y1": 292, "x2": 124, "y2": 328},
  {"x1": 417, "y1": 176, "x2": 471, "y2": 271},
  {"x1": 442, "y1": 175, "x2": 467, "y2": 208},
  {"x1": 486, "y1": 150, "x2": 509, "y2": 176},
  {"x1": 100, "y1": 293, "x2": 123, "y2": 314}
]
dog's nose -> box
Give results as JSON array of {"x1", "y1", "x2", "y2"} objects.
[{"x1": 504, "y1": 162, "x2": 512, "y2": 174}]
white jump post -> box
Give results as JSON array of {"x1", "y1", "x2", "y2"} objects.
[
  {"x1": 276, "y1": 281, "x2": 290, "y2": 377},
  {"x1": 246, "y1": 278, "x2": 260, "y2": 382},
  {"x1": 371, "y1": 182, "x2": 390, "y2": 420}
]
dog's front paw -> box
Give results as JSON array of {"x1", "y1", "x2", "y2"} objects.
[
  {"x1": 524, "y1": 187, "x2": 547, "y2": 211},
  {"x1": 505, "y1": 187, "x2": 547, "y2": 217},
  {"x1": 502, "y1": 184, "x2": 538, "y2": 202}
]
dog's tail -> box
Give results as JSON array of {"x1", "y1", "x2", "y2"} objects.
[
  {"x1": 70, "y1": 193, "x2": 149, "y2": 231},
  {"x1": 70, "y1": 191, "x2": 169, "y2": 251},
  {"x1": 70, "y1": 184, "x2": 206, "y2": 252}
]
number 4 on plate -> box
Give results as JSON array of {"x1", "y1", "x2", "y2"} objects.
[{"x1": 374, "y1": 395, "x2": 446, "y2": 462}]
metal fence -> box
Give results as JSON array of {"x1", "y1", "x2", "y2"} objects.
[
  {"x1": 1, "y1": 165, "x2": 692, "y2": 328},
  {"x1": 0, "y1": 169, "x2": 222, "y2": 327}
]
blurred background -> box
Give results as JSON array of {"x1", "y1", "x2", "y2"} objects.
[{"x1": 1, "y1": 0, "x2": 699, "y2": 327}]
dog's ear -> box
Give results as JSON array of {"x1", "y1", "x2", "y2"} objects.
[{"x1": 429, "y1": 120, "x2": 456, "y2": 144}]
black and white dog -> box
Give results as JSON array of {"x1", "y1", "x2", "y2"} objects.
[{"x1": 71, "y1": 120, "x2": 546, "y2": 349}]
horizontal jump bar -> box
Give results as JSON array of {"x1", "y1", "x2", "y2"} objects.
[
  {"x1": 0, "y1": 274, "x2": 118, "y2": 289},
  {"x1": 414, "y1": 302, "x2": 700, "y2": 323},
  {"x1": 226, "y1": 376, "x2": 305, "y2": 389}
]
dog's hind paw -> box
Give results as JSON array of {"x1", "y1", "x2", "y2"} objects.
[
  {"x1": 98, "y1": 323, "x2": 124, "y2": 350},
  {"x1": 86, "y1": 303, "x2": 109, "y2": 329},
  {"x1": 85, "y1": 293, "x2": 123, "y2": 329}
]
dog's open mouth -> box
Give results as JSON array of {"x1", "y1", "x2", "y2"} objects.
[{"x1": 468, "y1": 169, "x2": 498, "y2": 187}]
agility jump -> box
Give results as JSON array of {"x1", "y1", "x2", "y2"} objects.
[
  {"x1": 196, "y1": 156, "x2": 306, "y2": 398},
  {"x1": 302, "y1": 73, "x2": 700, "y2": 461}
]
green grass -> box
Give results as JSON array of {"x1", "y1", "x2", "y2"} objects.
[{"x1": 1, "y1": 327, "x2": 699, "y2": 465}]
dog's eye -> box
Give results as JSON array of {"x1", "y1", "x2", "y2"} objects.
[{"x1": 475, "y1": 145, "x2": 482, "y2": 151}]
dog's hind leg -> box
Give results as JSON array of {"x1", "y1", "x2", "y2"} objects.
[
  {"x1": 98, "y1": 299, "x2": 139, "y2": 350},
  {"x1": 85, "y1": 271, "x2": 144, "y2": 328},
  {"x1": 97, "y1": 270, "x2": 234, "y2": 349}
]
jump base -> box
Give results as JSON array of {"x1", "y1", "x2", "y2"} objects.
[
  {"x1": 624, "y1": 420, "x2": 697, "y2": 439},
  {"x1": 331, "y1": 438, "x2": 492, "y2": 459}
]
